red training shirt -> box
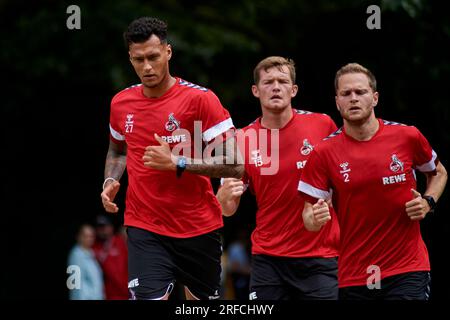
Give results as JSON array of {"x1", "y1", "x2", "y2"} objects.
[
  {"x1": 109, "y1": 78, "x2": 234, "y2": 238},
  {"x1": 236, "y1": 109, "x2": 340, "y2": 257},
  {"x1": 299, "y1": 119, "x2": 438, "y2": 287}
]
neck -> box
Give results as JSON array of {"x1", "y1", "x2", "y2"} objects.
[
  {"x1": 344, "y1": 115, "x2": 379, "y2": 141},
  {"x1": 261, "y1": 107, "x2": 293, "y2": 129},
  {"x1": 142, "y1": 73, "x2": 176, "y2": 98}
]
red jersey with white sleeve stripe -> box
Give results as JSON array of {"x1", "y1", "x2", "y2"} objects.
[
  {"x1": 109, "y1": 78, "x2": 234, "y2": 238},
  {"x1": 236, "y1": 109, "x2": 340, "y2": 257},
  {"x1": 298, "y1": 119, "x2": 438, "y2": 287}
]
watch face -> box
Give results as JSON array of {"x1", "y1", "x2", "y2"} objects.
[
  {"x1": 424, "y1": 196, "x2": 436, "y2": 210},
  {"x1": 177, "y1": 157, "x2": 186, "y2": 167}
]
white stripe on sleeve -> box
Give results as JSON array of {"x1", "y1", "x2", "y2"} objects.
[
  {"x1": 298, "y1": 181, "x2": 330, "y2": 200},
  {"x1": 415, "y1": 150, "x2": 437, "y2": 172},
  {"x1": 202, "y1": 118, "x2": 234, "y2": 142},
  {"x1": 110, "y1": 124, "x2": 125, "y2": 141}
]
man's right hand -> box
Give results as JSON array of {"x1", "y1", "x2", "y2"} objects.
[
  {"x1": 311, "y1": 198, "x2": 331, "y2": 228},
  {"x1": 101, "y1": 180, "x2": 120, "y2": 213},
  {"x1": 216, "y1": 178, "x2": 244, "y2": 217},
  {"x1": 220, "y1": 178, "x2": 245, "y2": 200}
]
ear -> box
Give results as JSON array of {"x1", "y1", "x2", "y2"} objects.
[
  {"x1": 291, "y1": 84, "x2": 299, "y2": 98},
  {"x1": 167, "y1": 44, "x2": 172, "y2": 60},
  {"x1": 335, "y1": 95, "x2": 341, "y2": 112},
  {"x1": 372, "y1": 91, "x2": 379, "y2": 107},
  {"x1": 251, "y1": 85, "x2": 259, "y2": 98},
  {"x1": 128, "y1": 51, "x2": 132, "y2": 62}
]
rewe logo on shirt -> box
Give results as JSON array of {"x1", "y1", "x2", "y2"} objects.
[
  {"x1": 297, "y1": 160, "x2": 307, "y2": 169},
  {"x1": 382, "y1": 173, "x2": 406, "y2": 185},
  {"x1": 161, "y1": 134, "x2": 187, "y2": 144}
]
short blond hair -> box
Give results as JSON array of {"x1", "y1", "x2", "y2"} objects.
[
  {"x1": 253, "y1": 56, "x2": 296, "y2": 84},
  {"x1": 335, "y1": 63, "x2": 377, "y2": 92}
]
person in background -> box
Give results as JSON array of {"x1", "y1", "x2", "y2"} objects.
[
  {"x1": 225, "y1": 229, "x2": 251, "y2": 300},
  {"x1": 93, "y1": 215, "x2": 128, "y2": 300},
  {"x1": 68, "y1": 224, "x2": 105, "y2": 300}
]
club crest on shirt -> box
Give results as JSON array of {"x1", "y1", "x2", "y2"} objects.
[
  {"x1": 125, "y1": 114, "x2": 134, "y2": 133},
  {"x1": 165, "y1": 113, "x2": 181, "y2": 132},
  {"x1": 161, "y1": 113, "x2": 187, "y2": 144},
  {"x1": 389, "y1": 154, "x2": 404, "y2": 172},
  {"x1": 300, "y1": 139, "x2": 314, "y2": 156}
]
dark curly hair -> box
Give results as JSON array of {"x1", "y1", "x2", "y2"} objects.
[{"x1": 123, "y1": 17, "x2": 168, "y2": 49}]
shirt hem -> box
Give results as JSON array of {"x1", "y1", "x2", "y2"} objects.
[
  {"x1": 124, "y1": 221, "x2": 224, "y2": 239},
  {"x1": 252, "y1": 249, "x2": 339, "y2": 259},
  {"x1": 338, "y1": 266, "x2": 431, "y2": 288}
]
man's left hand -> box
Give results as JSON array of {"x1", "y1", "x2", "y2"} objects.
[
  {"x1": 143, "y1": 133, "x2": 177, "y2": 171},
  {"x1": 405, "y1": 189, "x2": 430, "y2": 221}
]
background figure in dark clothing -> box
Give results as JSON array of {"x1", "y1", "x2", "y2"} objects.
[
  {"x1": 93, "y1": 215, "x2": 128, "y2": 300},
  {"x1": 226, "y1": 229, "x2": 251, "y2": 300}
]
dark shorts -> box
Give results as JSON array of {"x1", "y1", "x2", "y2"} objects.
[
  {"x1": 127, "y1": 226, "x2": 222, "y2": 300},
  {"x1": 249, "y1": 255, "x2": 338, "y2": 300},
  {"x1": 339, "y1": 271, "x2": 431, "y2": 300}
]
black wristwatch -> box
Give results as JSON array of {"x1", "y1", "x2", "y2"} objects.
[
  {"x1": 423, "y1": 195, "x2": 436, "y2": 213},
  {"x1": 176, "y1": 156, "x2": 187, "y2": 178}
]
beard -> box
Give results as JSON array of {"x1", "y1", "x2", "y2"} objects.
[
  {"x1": 339, "y1": 106, "x2": 374, "y2": 125},
  {"x1": 142, "y1": 79, "x2": 159, "y2": 88}
]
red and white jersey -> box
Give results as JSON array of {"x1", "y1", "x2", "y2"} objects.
[
  {"x1": 299, "y1": 119, "x2": 438, "y2": 287},
  {"x1": 109, "y1": 78, "x2": 234, "y2": 238},
  {"x1": 236, "y1": 109, "x2": 340, "y2": 257}
]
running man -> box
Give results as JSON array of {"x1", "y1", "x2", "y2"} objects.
[
  {"x1": 101, "y1": 17, "x2": 243, "y2": 300},
  {"x1": 299, "y1": 63, "x2": 447, "y2": 300},
  {"x1": 218, "y1": 56, "x2": 340, "y2": 300}
]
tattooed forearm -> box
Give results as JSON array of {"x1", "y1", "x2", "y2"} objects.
[
  {"x1": 186, "y1": 161, "x2": 244, "y2": 178},
  {"x1": 185, "y1": 136, "x2": 245, "y2": 178},
  {"x1": 104, "y1": 140, "x2": 127, "y2": 180}
]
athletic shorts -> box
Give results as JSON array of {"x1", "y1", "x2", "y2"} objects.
[
  {"x1": 339, "y1": 271, "x2": 431, "y2": 300},
  {"x1": 249, "y1": 254, "x2": 338, "y2": 300},
  {"x1": 127, "y1": 226, "x2": 222, "y2": 300}
]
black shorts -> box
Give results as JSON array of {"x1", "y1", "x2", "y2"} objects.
[
  {"x1": 249, "y1": 255, "x2": 338, "y2": 300},
  {"x1": 339, "y1": 271, "x2": 431, "y2": 300},
  {"x1": 127, "y1": 226, "x2": 222, "y2": 300}
]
